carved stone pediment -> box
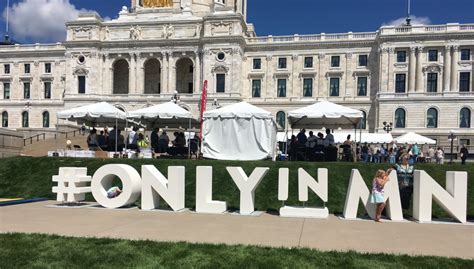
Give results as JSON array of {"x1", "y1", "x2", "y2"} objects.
[
  {"x1": 422, "y1": 64, "x2": 442, "y2": 74},
  {"x1": 352, "y1": 70, "x2": 371, "y2": 78},
  {"x1": 73, "y1": 67, "x2": 89, "y2": 76},
  {"x1": 211, "y1": 65, "x2": 229, "y2": 74},
  {"x1": 325, "y1": 71, "x2": 344, "y2": 78},
  {"x1": 273, "y1": 72, "x2": 290, "y2": 79},
  {"x1": 394, "y1": 63, "x2": 408, "y2": 69},
  {"x1": 458, "y1": 61, "x2": 472, "y2": 67},
  {"x1": 299, "y1": 72, "x2": 317, "y2": 78},
  {"x1": 248, "y1": 72, "x2": 265, "y2": 79},
  {"x1": 211, "y1": 21, "x2": 233, "y2": 36}
]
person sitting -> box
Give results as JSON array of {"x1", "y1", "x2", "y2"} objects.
[
  {"x1": 137, "y1": 133, "x2": 149, "y2": 151},
  {"x1": 98, "y1": 131, "x2": 107, "y2": 151},
  {"x1": 107, "y1": 186, "x2": 122, "y2": 199}
]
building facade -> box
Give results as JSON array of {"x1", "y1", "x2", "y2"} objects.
[{"x1": 0, "y1": 0, "x2": 473, "y2": 147}]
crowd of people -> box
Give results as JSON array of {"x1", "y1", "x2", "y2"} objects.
[
  {"x1": 284, "y1": 129, "x2": 470, "y2": 165},
  {"x1": 82, "y1": 126, "x2": 199, "y2": 157}
]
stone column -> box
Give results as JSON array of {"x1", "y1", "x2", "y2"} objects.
[
  {"x1": 162, "y1": 51, "x2": 170, "y2": 94},
  {"x1": 450, "y1": 45, "x2": 459, "y2": 91},
  {"x1": 265, "y1": 55, "x2": 272, "y2": 98},
  {"x1": 408, "y1": 47, "x2": 416, "y2": 92},
  {"x1": 194, "y1": 50, "x2": 201, "y2": 94},
  {"x1": 317, "y1": 54, "x2": 324, "y2": 96},
  {"x1": 443, "y1": 45, "x2": 451, "y2": 92},
  {"x1": 387, "y1": 48, "x2": 394, "y2": 92},
  {"x1": 137, "y1": 55, "x2": 145, "y2": 94},
  {"x1": 107, "y1": 55, "x2": 113, "y2": 94},
  {"x1": 379, "y1": 47, "x2": 388, "y2": 92},
  {"x1": 129, "y1": 53, "x2": 136, "y2": 94},
  {"x1": 291, "y1": 54, "x2": 298, "y2": 98},
  {"x1": 345, "y1": 53, "x2": 352, "y2": 97},
  {"x1": 168, "y1": 52, "x2": 176, "y2": 94},
  {"x1": 415, "y1": 46, "x2": 424, "y2": 92}
]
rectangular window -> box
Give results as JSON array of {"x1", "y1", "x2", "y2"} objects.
[
  {"x1": 24, "y1": 82, "x2": 30, "y2": 99},
  {"x1": 357, "y1": 77, "x2": 368, "y2": 96},
  {"x1": 252, "y1": 79, "x2": 261, "y2": 97},
  {"x1": 253, "y1": 58, "x2": 261, "y2": 70},
  {"x1": 397, "y1": 51, "x2": 407, "y2": 63},
  {"x1": 78, "y1": 76, "x2": 86, "y2": 94},
  {"x1": 358, "y1": 55, "x2": 368, "y2": 66},
  {"x1": 428, "y1": 50, "x2": 438, "y2": 62},
  {"x1": 278, "y1": 58, "x2": 287, "y2": 69},
  {"x1": 303, "y1": 78, "x2": 313, "y2": 97},
  {"x1": 44, "y1": 82, "x2": 51, "y2": 99},
  {"x1": 461, "y1": 49, "x2": 470, "y2": 61},
  {"x1": 4, "y1": 64, "x2": 10, "y2": 74},
  {"x1": 331, "y1": 56, "x2": 340, "y2": 67},
  {"x1": 395, "y1": 74, "x2": 406, "y2": 93},
  {"x1": 24, "y1": 64, "x2": 30, "y2": 74},
  {"x1": 329, "y1": 78, "x2": 340, "y2": 96},
  {"x1": 277, "y1": 79, "x2": 286, "y2": 97},
  {"x1": 45, "y1": 63, "x2": 51, "y2": 73},
  {"x1": 460, "y1": 72, "x2": 471, "y2": 92},
  {"x1": 3, "y1": 83, "x2": 10, "y2": 99},
  {"x1": 304, "y1": 57, "x2": 313, "y2": 68},
  {"x1": 427, "y1": 73, "x2": 438, "y2": 92},
  {"x1": 216, "y1": 74, "x2": 225, "y2": 92}
]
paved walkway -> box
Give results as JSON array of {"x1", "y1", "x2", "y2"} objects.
[{"x1": 0, "y1": 201, "x2": 473, "y2": 259}]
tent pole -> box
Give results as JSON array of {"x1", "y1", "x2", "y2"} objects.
[
  {"x1": 125, "y1": 119, "x2": 129, "y2": 151},
  {"x1": 188, "y1": 118, "x2": 191, "y2": 159},
  {"x1": 115, "y1": 118, "x2": 118, "y2": 154},
  {"x1": 354, "y1": 124, "x2": 357, "y2": 163}
]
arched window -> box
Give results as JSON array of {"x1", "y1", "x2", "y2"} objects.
[
  {"x1": 395, "y1": 108, "x2": 406, "y2": 128},
  {"x1": 427, "y1": 108, "x2": 438, "y2": 128},
  {"x1": 22, "y1": 111, "x2": 29, "y2": 128},
  {"x1": 144, "y1": 59, "x2": 161, "y2": 94},
  {"x1": 276, "y1": 111, "x2": 286, "y2": 129},
  {"x1": 358, "y1": 110, "x2": 367, "y2": 129},
  {"x1": 1, "y1": 111, "x2": 8, "y2": 127},
  {"x1": 460, "y1": 108, "x2": 471, "y2": 128},
  {"x1": 113, "y1": 59, "x2": 129, "y2": 94},
  {"x1": 42, "y1": 111, "x2": 50, "y2": 128}
]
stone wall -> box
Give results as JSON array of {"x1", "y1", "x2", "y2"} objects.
[{"x1": 0, "y1": 128, "x2": 23, "y2": 158}]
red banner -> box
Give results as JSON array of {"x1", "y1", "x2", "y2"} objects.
[{"x1": 199, "y1": 80, "x2": 208, "y2": 140}]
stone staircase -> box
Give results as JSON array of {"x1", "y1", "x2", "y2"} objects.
[{"x1": 22, "y1": 134, "x2": 88, "y2": 157}]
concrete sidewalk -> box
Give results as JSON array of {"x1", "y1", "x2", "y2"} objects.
[{"x1": 0, "y1": 201, "x2": 473, "y2": 259}]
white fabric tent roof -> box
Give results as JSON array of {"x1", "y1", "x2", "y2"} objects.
[
  {"x1": 203, "y1": 102, "x2": 274, "y2": 119},
  {"x1": 202, "y1": 102, "x2": 277, "y2": 161},
  {"x1": 57, "y1": 102, "x2": 127, "y2": 125},
  {"x1": 395, "y1": 132, "x2": 437, "y2": 145},
  {"x1": 288, "y1": 100, "x2": 363, "y2": 129},
  {"x1": 128, "y1": 102, "x2": 198, "y2": 129}
]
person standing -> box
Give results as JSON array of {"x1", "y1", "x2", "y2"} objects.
[
  {"x1": 436, "y1": 147, "x2": 444, "y2": 164},
  {"x1": 428, "y1": 146, "x2": 435, "y2": 163},
  {"x1": 460, "y1": 144, "x2": 469, "y2": 165},
  {"x1": 297, "y1": 129, "x2": 307, "y2": 145},
  {"x1": 411, "y1": 143, "x2": 420, "y2": 164},
  {"x1": 150, "y1": 127, "x2": 159, "y2": 153},
  {"x1": 362, "y1": 143, "x2": 369, "y2": 163},
  {"x1": 159, "y1": 131, "x2": 170, "y2": 153},
  {"x1": 394, "y1": 154, "x2": 414, "y2": 211},
  {"x1": 370, "y1": 169, "x2": 393, "y2": 222}
]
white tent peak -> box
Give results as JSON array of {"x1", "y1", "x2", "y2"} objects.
[
  {"x1": 57, "y1": 102, "x2": 127, "y2": 122},
  {"x1": 288, "y1": 100, "x2": 363, "y2": 129},
  {"x1": 203, "y1": 101, "x2": 273, "y2": 119},
  {"x1": 395, "y1": 132, "x2": 437, "y2": 145},
  {"x1": 128, "y1": 101, "x2": 194, "y2": 119}
]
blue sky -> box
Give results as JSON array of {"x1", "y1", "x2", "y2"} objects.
[{"x1": 1, "y1": 0, "x2": 473, "y2": 43}]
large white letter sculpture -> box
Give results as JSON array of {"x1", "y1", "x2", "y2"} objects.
[
  {"x1": 196, "y1": 166, "x2": 227, "y2": 214},
  {"x1": 279, "y1": 168, "x2": 329, "y2": 218},
  {"x1": 52, "y1": 167, "x2": 91, "y2": 203},
  {"x1": 227, "y1": 167, "x2": 269, "y2": 215},
  {"x1": 413, "y1": 171, "x2": 468, "y2": 223},
  {"x1": 343, "y1": 169, "x2": 403, "y2": 221},
  {"x1": 141, "y1": 165, "x2": 185, "y2": 211},
  {"x1": 91, "y1": 164, "x2": 141, "y2": 209}
]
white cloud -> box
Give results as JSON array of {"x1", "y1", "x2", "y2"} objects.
[
  {"x1": 2, "y1": 0, "x2": 93, "y2": 43},
  {"x1": 382, "y1": 15, "x2": 431, "y2": 27}
]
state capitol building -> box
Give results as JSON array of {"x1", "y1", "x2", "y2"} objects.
[{"x1": 0, "y1": 0, "x2": 473, "y2": 147}]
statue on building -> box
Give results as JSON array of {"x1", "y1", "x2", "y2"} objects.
[
  {"x1": 162, "y1": 25, "x2": 174, "y2": 39},
  {"x1": 143, "y1": 0, "x2": 173, "y2": 8},
  {"x1": 130, "y1": 25, "x2": 142, "y2": 40}
]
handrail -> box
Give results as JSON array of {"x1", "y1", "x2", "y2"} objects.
[{"x1": 23, "y1": 133, "x2": 46, "y2": 146}]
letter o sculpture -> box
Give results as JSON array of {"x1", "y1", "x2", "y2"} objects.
[{"x1": 92, "y1": 164, "x2": 141, "y2": 209}]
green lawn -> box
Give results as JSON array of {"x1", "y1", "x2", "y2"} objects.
[
  {"x1": 0, "y1": 157, "x2": 472, "y2": 218},
  {"x1": 0, "y1": 233, "x2": 472, "y2": 268}
]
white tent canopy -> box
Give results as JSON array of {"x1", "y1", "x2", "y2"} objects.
[
  {"x1": 202, "y1": 102, "x2": 277, "y2": 161},
  {"x1": 128, "y1": 102, "x2": 198, "y2": 129},
  {"x1": 395, "y1": 132, "x2": 437, "y2": 145},
  {"x1": 57, "y1": 102, "x2": 127, "y2": 125},
  {"x1": 288, "y1": 100, "x2": 364, "y2": 129}
]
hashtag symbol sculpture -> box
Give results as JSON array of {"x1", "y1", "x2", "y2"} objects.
[{"x1": 52, "y1": 167, "x2": 92, "y2": 203}]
